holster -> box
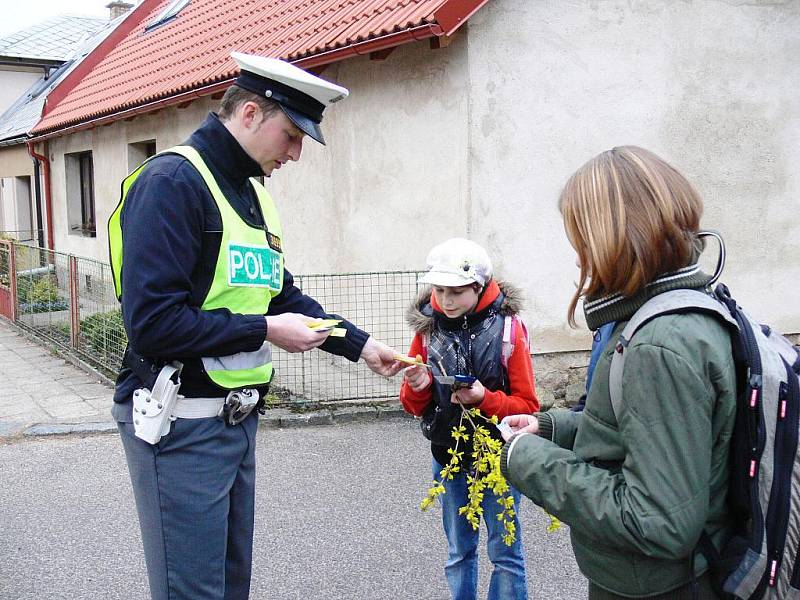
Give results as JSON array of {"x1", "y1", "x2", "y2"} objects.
[
  {"x1": 124, "y1": 346, "x2": 183, "y2": 445},
  {"x1": 132, "y1": 362, "x2": 183, "y2": 445}
]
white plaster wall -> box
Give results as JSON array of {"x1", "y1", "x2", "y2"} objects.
[
  {"x1": 466, "y1": 0, "x2": 800, "y2": 352},
  {"x1": 0, "y1": 68, "x2": 41, "y2": 114},
  {"x1": 0, "y1": 145, "x2": 34, "y2": 178},
  {"x1": 266, "y1": 38, "x2": 470, "y2": 275},
  {"x1": 47, "y1": 98, "x2": 215, "y2": 262}
]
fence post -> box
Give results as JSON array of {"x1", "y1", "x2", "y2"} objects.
[
  {"x1": 9, "y1": 242, "x2": 17, "y2": 322},
  {"x1": 298, "y1": 274, "x2": 306, "y2": 398},
  {"x1": 69, "y1": 255, "x2": 80, "y2": 349}
]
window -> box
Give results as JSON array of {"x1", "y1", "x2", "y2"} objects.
[
  {"x1": 127, "y1": 139, "x2": 157, "y2": 172},
  {"x1": 65, "y1": 151, "x2": 96, "y2": 237},
  {"x1": 146, "y1": 0, "x2": 190, "y2": 31}
]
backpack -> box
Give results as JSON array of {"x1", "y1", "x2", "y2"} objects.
[{"x1": 609, "y1": 283, "x2": 800, "y2": 599}]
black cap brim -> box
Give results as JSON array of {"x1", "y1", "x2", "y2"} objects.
[{"x1": 280, "y1": 105, "x2": 325, "y2": 145}]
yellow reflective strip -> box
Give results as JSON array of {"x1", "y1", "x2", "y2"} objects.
[{"x1": 205, "y1": 363, "x2": 273, "y2": 388}]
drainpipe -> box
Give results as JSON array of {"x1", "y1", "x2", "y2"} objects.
[
  {"x1": 26, "y1": 141, "x2": 54, "y2": 250},
  {"x1": 31, "y1": 153, "x2": 45, "y2": 249}
]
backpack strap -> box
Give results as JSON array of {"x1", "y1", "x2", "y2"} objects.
[
  {"x1": 423, "y1": 315, "x2": 519, "y2": 370},
  {"x1": 608, "y1": 289, "x2": 739, "y2": 420},
  {"x1": 501, "y1": 315, "x2": 516, "y2": 369}
]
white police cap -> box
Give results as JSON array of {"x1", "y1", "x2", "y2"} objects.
[
  {"x1": 231, "y1": 52, "x2": 349, "y2": 145},
  {"x1": 419, "y1": 238, "x2": 493, "y2": 287}
]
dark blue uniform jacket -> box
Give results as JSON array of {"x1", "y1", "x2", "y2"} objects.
[{"x1": 112, "y1": 113, "x2": 368, "y2": 419}]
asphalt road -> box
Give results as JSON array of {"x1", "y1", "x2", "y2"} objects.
[{"x1": 0, "y1": 417, "x2": 587, "y2": 599}]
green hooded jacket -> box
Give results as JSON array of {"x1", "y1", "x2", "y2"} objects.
[{"x1": 501, "y1": 278, "x2": 737, "y2": 597}]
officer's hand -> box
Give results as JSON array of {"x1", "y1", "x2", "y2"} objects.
[
  {"x1": 403, "y1": 355, "x2": 431, "y2": 392},
  {"x1": 265, "y1": 313, "x2": 331, "y2": 353},
  {"x1": 450, "y1": 379, "x2": 485, "y2": 406},
  {"x1": 360, "y1": 337, "x2": 403, "y2": 377}
]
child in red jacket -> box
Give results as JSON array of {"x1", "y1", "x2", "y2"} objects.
[{"x1": 400, "y1": 237, "x2": 538, "y2": 600}]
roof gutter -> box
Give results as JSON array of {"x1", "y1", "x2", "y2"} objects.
[
  {"x1": 294, "y1": 23, "x2": 442, "y2": 69},
  {"x1": 0, "y1": 57, "x2": 63, "y2": 70},
  {"x1": 26, "y1": 141, "x2": 54, "y2": 250},
  {"x1": 29, "y1": 79, "x2": 233, "y2": 142},
  {"x1": 30, "y1": 21, "x2": 456, "y2": 141},
  {"x1": 0, "y1": 135, "x2": 28, "y2": 148}
]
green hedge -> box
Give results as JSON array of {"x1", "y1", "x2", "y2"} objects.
[
  {"x1": 81, "y1": 309, "x2": 127, "y2": 355},
  {"x1": 17, "y1": 276, "x2": 67, "y2": 313}
]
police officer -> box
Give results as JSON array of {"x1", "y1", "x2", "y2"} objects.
[{"x1": 108, "y1": 52, "x2": 402, "y2": 600}]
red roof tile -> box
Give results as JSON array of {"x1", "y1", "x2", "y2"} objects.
[{"x1": 32, "y1": 0, "x2": 487, "y2": 136}]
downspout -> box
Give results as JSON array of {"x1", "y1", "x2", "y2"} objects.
[
  {"x1": 26, "y1": 141, "x2": 54, "y2": 250},
  {"x1": 30, "y1": 151, "x2": 45, "y2": 249}
]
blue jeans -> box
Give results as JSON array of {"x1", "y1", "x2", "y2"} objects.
[{"x1": 434, "y1": 458, "x2": 528, "y2": 600}]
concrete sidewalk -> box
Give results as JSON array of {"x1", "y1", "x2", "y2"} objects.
[
  {"x1": 0, "y1": 318, "x2": 114, "y2": 438},
  {"x1": 0, "y1": 318, "x2": 406, "y2": 440}
]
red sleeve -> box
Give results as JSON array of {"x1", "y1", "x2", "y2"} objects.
[
  {"x1": 399, "y1": 333, "x2": 433, "y2": 417},
  {"x1": 478, "y1": 319, "x2": 539, "y2": 419}
]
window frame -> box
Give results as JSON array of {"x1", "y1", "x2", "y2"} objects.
[{"x1": 145, "y1": 0, "x2": 191, "y2": 31}]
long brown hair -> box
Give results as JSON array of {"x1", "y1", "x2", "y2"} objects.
[{"x1": 559, "y1": 146, "x2": 704, "y2": 326}]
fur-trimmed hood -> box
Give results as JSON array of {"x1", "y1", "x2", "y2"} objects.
[{"x1": 406, "y1": 280, "x2": 524, "y2": 335}]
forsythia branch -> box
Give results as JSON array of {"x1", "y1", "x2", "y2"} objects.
[{"x1": 419, "y1": 406, "x2": 519, "y2": 545}]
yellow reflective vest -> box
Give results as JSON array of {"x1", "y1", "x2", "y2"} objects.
[{"x1": 108, "y1": 145, "x2": 284, "y2": 389}]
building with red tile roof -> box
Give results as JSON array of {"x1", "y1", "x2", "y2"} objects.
[
  {"x1": 32, "y1": 0, "x2": 486, "y2": 138},
  {"x1": 20, "y1": 0, "x2": 800, "y2": 358},
  {"x1": 0, "y1": 13, "x2": 117, "y2": 248}
]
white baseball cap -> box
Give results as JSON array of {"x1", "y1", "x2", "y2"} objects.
[
  {"x1": 231, "y1": 52, "x2": 349, "y2": 145},
  {"x1": 419, "y1": 238, "x2": 493, "y2": 287}
]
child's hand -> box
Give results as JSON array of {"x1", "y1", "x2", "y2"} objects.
[
  {"x1": 403, "y1": 355, "x2": 431, "y2": 392},
  {"x1": 451, "y1": 379, "x2": 485, "y2": 406},
  {"x1": 499, "y1": 414, "x2": 539, "y2": 440}
]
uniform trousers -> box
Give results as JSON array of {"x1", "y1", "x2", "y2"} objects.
[{"x1": 118, "y1": 410, "x2": 258, "y2": 600}]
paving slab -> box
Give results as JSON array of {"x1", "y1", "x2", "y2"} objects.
[
  {"x1": 63, "y1": 382, "x2": 114, "y2": 399},
  {"x1": 35, "y1": 393, "x2": 87, "y2": 407},
  {"x1": 44, "y1": 402, "x2": 105, "y2": 421}
]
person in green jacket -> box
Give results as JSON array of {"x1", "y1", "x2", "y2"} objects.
[{"x1": 500, "y1": 146, "x2": 736, "y2": 599}]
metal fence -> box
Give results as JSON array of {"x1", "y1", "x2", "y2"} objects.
[{"x1": 0, "y1": 239, "x2": 423, "y2": 404}]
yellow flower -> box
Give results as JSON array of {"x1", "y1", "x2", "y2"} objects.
[{"x1": 418, "y1": 403, "x2": 521, "y2": 545}]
